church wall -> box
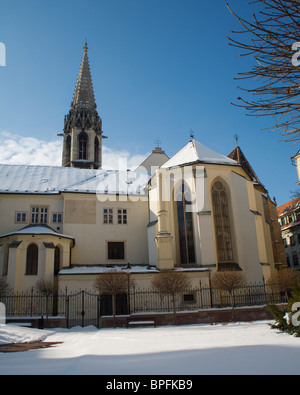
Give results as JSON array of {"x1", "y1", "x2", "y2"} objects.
[
  {"x1": 0, "y1": 194, "x2": 64, "y2": 235},
  {"x1": 205, "y1": 165, "x2": 263, "y2": 282},
  {"x1": 0, "y1": 233, "x2": 72, "y2": 293},
  {"x1": 58, "y1": 269, "x2": 211, "y2": 294},
  {"x1": 62, "y1": 193, "x2": 149, "y2": 267},
  {"x1": 148, "y1": 163, "x2": 268, "y2": 282}
]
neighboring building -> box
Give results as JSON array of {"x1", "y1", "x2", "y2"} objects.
[
  {"x1": 0, "y1": 43, "x2": 286, "y2": 296},
  {"x1": 277, "y1": 198, "x2": 300, "y2": 271},
  {"x1": 135, "y1": 146, "x2": 169, "y2": 173}
]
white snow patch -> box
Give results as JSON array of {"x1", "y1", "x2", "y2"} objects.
[
  {"x1": 0, "y1": 324, "x2": 50, "y2": 345},
  {"x1": 0, "y1": 321, "x2": 300, "y2": 375}
]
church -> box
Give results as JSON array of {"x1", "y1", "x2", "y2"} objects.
[{"x1": 0, "y1": 44, "x2": 286, "y2": 295}]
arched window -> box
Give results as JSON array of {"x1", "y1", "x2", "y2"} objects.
[
  {"x1": 94, "y1": 136, "x2": 99, "y2": 165},
  {"x1": 212, "y1": 180, "x2": 234, "y2": 263},
  {"x1": 175, "y1": 183, "x2": 195, "y2": 265},
  {"x1": 65, "y1": 135, "x2": 71, "y2": 165},
  {"x1": 54, "y1": 246, "x2": 61, "y2": 276},
  {"x1": 78, "y1": 131, "x2": 88, "y2": 160},
  {"x1": 26, "y1": 244, "x2": 38, "y2": 275}
]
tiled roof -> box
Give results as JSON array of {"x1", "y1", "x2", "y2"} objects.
[{"x1": 277, "y1": 198, "x2": 300, "y2": 217}]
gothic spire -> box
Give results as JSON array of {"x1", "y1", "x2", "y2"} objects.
[
  {"x1": 60, "y1": 43, "x2": 105, "y2": 170},
  {"x1": 71, "y1": 42, "x2": 97, "y2": 111}
]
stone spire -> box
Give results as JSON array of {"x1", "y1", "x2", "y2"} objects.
[
  {"x1": 60, "y1": 43, "x2": 106, "y2": 169},
  {"x1": 71, "y1": 43, "x2": 97, "y2": 111}
]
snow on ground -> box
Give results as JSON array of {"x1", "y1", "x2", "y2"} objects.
[
  {"x1": 0, "y1": 320, "x2": 299, "y2": 375},
  {"x1": 0, "y1": 324, "x2": 49, "y2": 345}
]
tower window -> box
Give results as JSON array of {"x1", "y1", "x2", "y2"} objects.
[
  {"x1": 94, "y1": 136, "x2": 100, "y2": 165},
  {"x1": 78, "y1": 132, "x2": 88, "y2": 160}
]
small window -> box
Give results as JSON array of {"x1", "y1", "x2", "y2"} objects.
[
  {"x1": 118, "y1": 209, "x2": 127, "y2": 224},
  {"x1": 104, "y1": 209, "x2": 113, "y2": 224},
  {"x1": 290, "y1": 236, "x2": 295, "y2": 246},
  {"x1": 52, "y1": 213, "x2": 63, "y2": 223},
  {"x1": 15, "y1": 212, "x2": 27, "y2": 224},
  {"x1": 31, "y1": 207, "x2": 48, "y2": 224},
  {"x1": 107, "y1": 242, "x2": 125, "y2": 260},
  {"x1": 183, "y1": 294, "x2": 195, "y2": 302}
]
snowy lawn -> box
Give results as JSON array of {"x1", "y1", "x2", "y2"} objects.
[{"x1": 0, "y1": 320, "x2": 299, "y2": 375}]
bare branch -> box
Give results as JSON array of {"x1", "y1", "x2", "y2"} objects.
[{"x1": 227, "y1": 0, "x2": 300, "y2": 142}]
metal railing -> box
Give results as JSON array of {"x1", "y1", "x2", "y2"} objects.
[{"x1": 0, "y1": 282, "x2": 287, "y2": 328}]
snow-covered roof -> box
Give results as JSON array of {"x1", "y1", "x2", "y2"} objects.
[
  {"x1": 59, "y1": 265, "x2": 209, "y2": 275},
  {"x1": 161, "y1": 140, "x2": 238, "y2": 169},
  {"x1": 0, "y1": 140, "x2": 238, "y2": 195},
  {"x1": 0, "y1": 225, "x2": 75, "y2": 240},
  {"x1": 0, "y1": 164, "x2": 150, "y2": 195}
]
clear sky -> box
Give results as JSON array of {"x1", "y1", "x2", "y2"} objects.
[{"x1": 0, "y1": 0, "x2": 299, "y2": 206}]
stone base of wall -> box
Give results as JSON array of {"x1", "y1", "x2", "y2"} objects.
[{"x1": 99, "y1": 306, "x2": 275, "y2": 328}]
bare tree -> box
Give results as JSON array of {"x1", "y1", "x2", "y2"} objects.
[
  {"x1": 94, "y1": 270, "x2": 133, "y2": 327},
  {"x1": 267, "y1": 268, "x2": 299, "y2": 300},
  {"x1": 0, "y1": 277, "x2": 9, "y2": 295},
  {"x1": 211, "y1": 271, "x2": 246, "y2": 310},
  {"x1": 35, "y1": 279, "x2": 54, "y2": 319},
  {"x1": 227, "y1": 0, "x2": 300, "y2": 143},
  {"x1": 152, "y1": 270, "x2": 191, "y2": 321}
]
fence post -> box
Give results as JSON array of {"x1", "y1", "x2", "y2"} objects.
[
  {"x1": 30, "y1": 287, "x2": 34, "y2": 317},
  {"x1": 97, "y1": 295, "x2": 101, "y2": 329},
  {"x1": 65, "y1": 295, "x2": 70, "y2": 329},
  {"x1": 81, "y1": 290, "x2": 85, "y2": 327},
  {"x1": 262, "y1": 277, "x2": 267, "y2": 305},
  {"x1": 199, "y1": 281, "x2": 203, "y2": 309}
]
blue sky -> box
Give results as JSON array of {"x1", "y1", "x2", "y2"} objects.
[{"x1": 0, "y1": 0, "x2": 299, "y2": 206}]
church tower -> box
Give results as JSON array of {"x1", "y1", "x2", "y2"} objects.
[{"x1": 60, "y1": 43, "x2": 105, "y2": 169}]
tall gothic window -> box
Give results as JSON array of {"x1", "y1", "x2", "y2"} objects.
[
  {"x1": 26, "y1": 244, "x2": 38, "y2": 275},
  {"x1": 66, "y1": 135, "x2": 71, "y2": 165},
  {"x1": 94, "y1": 136, "x2": 99, "y2": 165},
  {"x1": 54, "y1": 246, "x2": 61, "y2": 276},
  {"x1": 78, "y1": 132, "x2": 88, "y2": 160},
  {"x1": 211, "y1": 180, "x2": 234, "y2": 263},
  {"x1": 176, "y1": 183, "x2": 195, "y2": 265}
]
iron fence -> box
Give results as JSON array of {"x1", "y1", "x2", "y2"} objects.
[{"x1": 0, "y1": 282, "x2": 287, "y2": 328}]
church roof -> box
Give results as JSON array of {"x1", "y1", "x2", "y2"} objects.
[
  {"x1": 135, "y1": 147, "x2": 170, "y2": 173},
  {"x1": 0, "y1": 164, "x2": 150, "y2": 196},
  {"x1": 227, "y1": 145, "x2": 263, "y2": 186},
  {"x1": 71, "y1": 43, "x2": 97, "y2": 111},
  {"x1": 161, "y1": 140, "x2": 238, "y2": 168},
  {"x1": 0, "y1": 224, "x2": 75, "y2": 241}
]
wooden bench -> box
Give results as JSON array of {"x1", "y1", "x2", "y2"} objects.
[{"x1": 127, "y1": 317, "x2": 156, "y2": 328}]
